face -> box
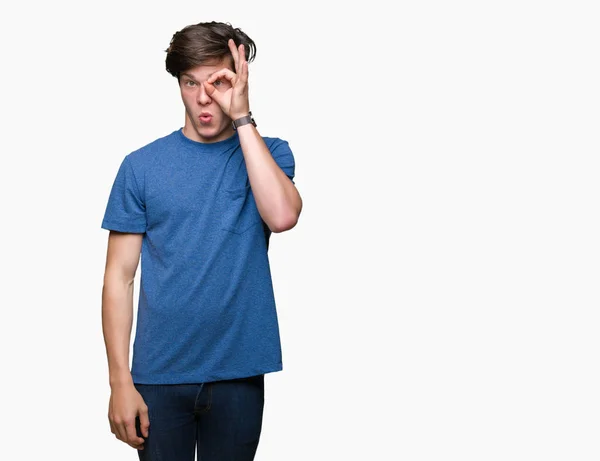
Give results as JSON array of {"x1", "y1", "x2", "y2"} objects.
[{"x1": 179, "y1": 57, "x2": 234, "y2": 143}]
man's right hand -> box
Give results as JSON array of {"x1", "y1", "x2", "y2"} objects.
[{"x1": 108, "y1": 384, "x2": 149, "y2": 450}]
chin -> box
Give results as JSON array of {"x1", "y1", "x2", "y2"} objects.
[
  {"x1": 201, "y1": 124, "x2": 232, "y2": 139},
  {"x1": 194, "y1": 125, "x2": 220, "y2": 138}
]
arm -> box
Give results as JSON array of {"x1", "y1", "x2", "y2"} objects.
[
  {"x1": 102, "y1": 230, "x2": 148, "y2": 450},
  {"x1": 237, "y1": 124, "x2": 302, "y2": 233},
  {"x1": 102, "y1": 230, "x2": 142, "y2": 388},
  {"x1": 203, "y1": 39, "x2": 302, "y2": 233}
]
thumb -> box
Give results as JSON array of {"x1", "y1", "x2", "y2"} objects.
[{"x1": 138, "y1": 407, "x2": 150, "y2": 438}]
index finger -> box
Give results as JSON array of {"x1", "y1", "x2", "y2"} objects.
[{"x1": 125, "y1": 420, "x2": 145, "y2": 447}]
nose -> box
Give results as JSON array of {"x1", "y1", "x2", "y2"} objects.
[{"x1": 197, "y1": 83, "x2": 212, "y2": 105}]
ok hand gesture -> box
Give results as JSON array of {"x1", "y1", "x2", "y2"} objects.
[{"x1": 203, "y1": 39, "x2": 250, "y2": 121}]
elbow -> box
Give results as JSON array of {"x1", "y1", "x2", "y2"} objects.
[
  {"x1": 269, "y1": 213, "x2": 299, "y2": 234},
  {"x1": 267, "y1": 196, "x2": 302, "y2": 233}
]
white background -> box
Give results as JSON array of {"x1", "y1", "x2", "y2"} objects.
[{"x1": 1, "y1": 0, "x2": 599, "y2": 460}]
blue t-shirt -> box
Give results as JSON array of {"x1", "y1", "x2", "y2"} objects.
[{"x1": 101, "y1": 128, "x2": 295, "y2": 384}]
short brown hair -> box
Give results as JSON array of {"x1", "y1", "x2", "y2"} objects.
[{"x1": 165, "y1": 21, "x2": 256, "y2": 80}]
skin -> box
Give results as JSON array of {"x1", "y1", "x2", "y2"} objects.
[
  {"x1": 103, "y1": 38, "x2": 303, "y2": 452},
  {"x1": 180, "y1": 39, "x2": 303, "y2": 231},
  {"x1": 179, "y1": 55, "x2": 237, "y2": 143},
  {"x1": 103, "y1": 231, "x2": 147, "y2": 450}
]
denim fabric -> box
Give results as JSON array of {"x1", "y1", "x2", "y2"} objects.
[{"x1": 134, "y1": 374, "x2": 265, "y2": 461}]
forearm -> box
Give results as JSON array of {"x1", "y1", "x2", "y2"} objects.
[
  {"x1": 102, "y1": 275, "x2": 135, "y2": 388},
  {"x1": 237, "y1": 124, "x2": 302, "y2": 232}
]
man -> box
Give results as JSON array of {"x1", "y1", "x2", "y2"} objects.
[{"x1": 101, "y1": 21, "x2": 302, "y2": 461}]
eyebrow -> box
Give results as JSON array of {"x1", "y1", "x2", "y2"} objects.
[{"x1": 181, "y1": 71, "x2": 215, "y2": 81}]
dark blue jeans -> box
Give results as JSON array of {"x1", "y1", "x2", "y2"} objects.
[{"x1": 134, "y1": 374, "x2": 265, "y2": 461}]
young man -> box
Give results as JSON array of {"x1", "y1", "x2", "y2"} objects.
[{"x1": 101, "y1": 21, "x2": 302, "y2": 461}]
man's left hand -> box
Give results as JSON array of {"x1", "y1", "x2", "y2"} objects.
[{"x1": 203, "y1": 38, "x2": 251, "y2": 120}]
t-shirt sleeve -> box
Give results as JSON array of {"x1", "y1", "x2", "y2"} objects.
[
  {"x1": 101, "y1": 155, "x2": 147, "y2": 233},
  {"x1": 270, "y1": 139, "x2": 296, "y2": 184}
]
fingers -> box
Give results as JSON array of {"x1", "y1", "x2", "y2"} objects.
[
  {"x1": 204, "y1": 68, "x2": 236, "y2": 103},
  {"x1": 228, "y1": 39, "x2": 239, "y2": 72},
  {"x1": 138, "y1": 407, "x2": 150, "y2": 438},
  {"x1": 240, "y1": 60, "x2": 248, "y2": 85},
  {"x1": 202, "y1": 81, "x2": 215, "y2": 97},
  {"x1": 108, "y1": 392, "x2": 148, "y2": 450},
  {"x1": 202, "y1": 82, "x2": 224, "y2": 107},
  {"x1": 124, "y1": 419, "x2": 145, "y2": 449},
  {"x1": 228, "y1": 39, "x2": 247, "y2": 77},
  {"x1": 207, "y1": 58, "x2": 247, "y2": 91},
  {"x1": 238, "y1": 43, "x2": 246, "y2": 74},
  {"x1": 238, "y1": 43, "x2": 247, "y2": 83},
  {"x1": 110, "y1": 415, "x2": 145, "y2": 449},
  {"x1": 207, "y1": 68, "x2": 236, "y2": 85}
]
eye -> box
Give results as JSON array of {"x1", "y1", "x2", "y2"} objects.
[
  {"x1": 185, "y1": 80, "x2": 196, "y2": 87},
  {"x1": 214, "y1": 79, "x2": 222, "y2": 86}
]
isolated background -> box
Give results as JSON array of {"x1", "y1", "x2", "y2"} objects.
[{"x1": 1, "y1": 0, "x2": 599, "y2": 460}]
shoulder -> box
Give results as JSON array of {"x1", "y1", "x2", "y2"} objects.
[
  {"x1": 261, "y1": 135, "x2": 292, "y2": 152},
  {"x1": 127, "y1": 129, "x2": 180, "y2": 164}
]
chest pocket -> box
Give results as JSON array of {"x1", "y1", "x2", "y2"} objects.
[{"x1": 220, "y1": 184, "x2": 262, "y2": 235}]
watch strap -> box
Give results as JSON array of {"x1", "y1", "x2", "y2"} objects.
[{"x1": 232, "y1": 112, "x2": 256, "y2": 130}]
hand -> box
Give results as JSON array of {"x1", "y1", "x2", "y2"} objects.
[
  {"x1": 108, "y1": 384, "x2": 149, "y2": 450},
  {"x1": 203, "y1": 38, "x2": 250, "y2": 120}
]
